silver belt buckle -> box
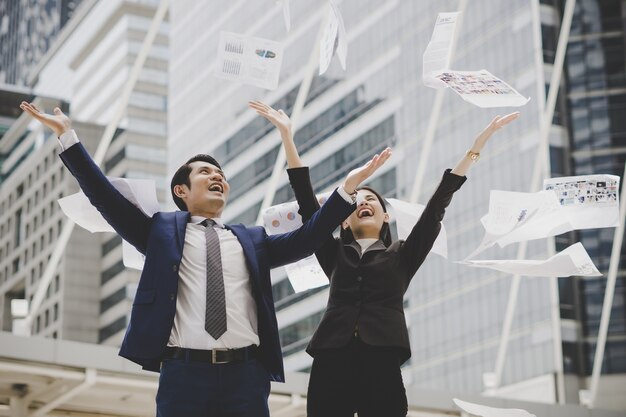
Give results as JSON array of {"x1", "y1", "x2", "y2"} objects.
[{"x1": 212, "y1": 348, "x2": 229, "y2": 364}]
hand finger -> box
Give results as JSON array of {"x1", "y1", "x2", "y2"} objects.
[
  {"x1": 499, "y1": 112, "x2": 520, "y2": 125},
  {"x1": 31, "y1": 102, "x2": 43, "y2": 113}
]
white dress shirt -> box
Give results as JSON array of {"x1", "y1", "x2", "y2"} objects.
[
  {"x1": 58, "y1": 129, "x2": 355, "y2": 350},
  {"x1": 168, "y1": 216, "x2": 260, "y2": 349}
]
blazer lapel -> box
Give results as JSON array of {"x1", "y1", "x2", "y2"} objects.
[
  {"x1": 226, "y1": 224, "x2": 261, "y2": 284},
  {"x1": 174, "y1": 211, "x2": 190, "y2": 252}
]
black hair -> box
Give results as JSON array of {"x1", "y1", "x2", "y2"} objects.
[
  {"x1": 170, "y1": 154, "x2": 222, "y2": 211},
  {"x1": 339, "y1": 186, "x2": 392, "y2": 247}
]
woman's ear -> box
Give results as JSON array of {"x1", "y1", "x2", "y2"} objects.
[
  {"x1": 383, "y1": 212, "x2": 390, "y2": 223},
  {"x1": 342, "y1": 220, "x2": 349, "y2": 230}
]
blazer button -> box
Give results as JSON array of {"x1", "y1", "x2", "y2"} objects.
[
  {"x1": 172, "y1": 265, "x2": 178, "y2": 272},
  {"x1": 170, "y1": 293, "x2": 175, "y2": 301},
  {"x1": 356, "y1": 276, "x2": 363, "y2": 282}
]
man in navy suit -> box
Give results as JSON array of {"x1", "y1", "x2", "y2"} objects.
[{"x1": 20, "y1": 101, "x2": 390, "y2": 417}]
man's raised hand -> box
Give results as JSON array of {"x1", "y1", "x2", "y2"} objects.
[{"x1": 20, "y1": 102, "x2": 71, "y2": 137}]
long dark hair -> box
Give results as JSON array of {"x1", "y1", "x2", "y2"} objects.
[{"x1": 339, "y1": 186, "x2": 392, "y2": 247}]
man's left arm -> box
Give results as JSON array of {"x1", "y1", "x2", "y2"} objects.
[{"x1": 264, "y1": 188, "x2": 354, "y2": 268}]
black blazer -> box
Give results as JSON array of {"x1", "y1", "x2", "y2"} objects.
[{"x1": 287, "y1": 168, "x2": 466, "y2": 364}]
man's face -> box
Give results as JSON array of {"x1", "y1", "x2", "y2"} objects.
[
  {"x1": 343, "y1": 190, "x2": 389, "y2": 237},
  {"x1": 175, "y1": 161, "x2": 230, "y2": 216}
]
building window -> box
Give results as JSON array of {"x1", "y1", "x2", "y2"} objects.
[
  {"x1": 102, "y1": 235, "x2": 122, "y2": 256},
  {"x1": 98, "y1": 316, "x2": 127, "y2": 342},
  {"x1": 100, "y1": 287, "x2": 126, "y2": 313},
  {"x1": 101, "y1": 260, "x2": 126, "y2": 284}
]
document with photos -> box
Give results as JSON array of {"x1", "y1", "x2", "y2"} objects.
[
  {"x1": 453, "y1": 399, "x2": 536, "y2": 417},
  {"x1": 386, "y1": 198, "x2": 448, "y2": 258},
  {"x1": 464, "y1": 189, "x2": 566, "y2": 259},
  {"x1": 214, "y1": 31, "x2": 284, "y2": 90},
  {"x1": 319, "y1": 0, "x2": 347, "y2": 75},
  {"x1": 58, "y1": 178, "x2": 158, "y2": 270},
  {"x1": 544, "y1": 174, "x2": 620, "y2": 229},
  {"x1": 460, "y1": 242, "x2": 601, "y2": 277},
  {"x1": 262, "y1": 194, "x2": 331, "y2": 292},
  {"x1": 436, "y1": 70, "x2": 530, "y2": 108},
  {"x1": 423, "y1": 12, "x2": 460, "y2": 88}
]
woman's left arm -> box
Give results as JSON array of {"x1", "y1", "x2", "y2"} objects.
[{"x1": 400, "y1": 112, "x2": 520, "y2": 278}]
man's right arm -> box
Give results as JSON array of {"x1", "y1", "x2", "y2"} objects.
[
  {"x1": 58, "y1": 131, "x2": 152, "y2": 254},
  {"x1": 18, "y1": 102, "x2": 151, "y2": 254}
]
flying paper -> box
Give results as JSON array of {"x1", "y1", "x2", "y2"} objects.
[
  {"x1": 262, "y1": 193, "x2": 331, "y2": 292},
  {"x1": 386, "y1": 198, "x2": 448, "y2": 258},
  {"x1": 460, "y1": 242, "x2": 601, "y2": 277},
  {"x1": 453, "y1": 398, "x2": 536, "y2": 417},
  {"x1": 466, "y1": 174, "x2": 620, "y2": 259},
  {"x1": 436, "y1": 70, "x2": 530, "y2": 108},
  {"x1": 423, "y1": 12, "x2": 460, "y2": 88},
  {"x1": 215, "y1": 31, "x2": 284, "y2": 90},
  {"x1": 58, "y1": 178, "x2": 159, "y2": 270},
  {"x1": 319, "y1": 0, "x2": 347, "y2": 75}
]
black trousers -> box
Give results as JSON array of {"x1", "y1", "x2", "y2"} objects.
[{"x1": 307, "y1": 336, "x2": 408, "y2": 417}]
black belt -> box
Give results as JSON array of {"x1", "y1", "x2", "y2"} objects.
[{"x1": 163, "y1": 345, "x2": 258, "y2": 364}]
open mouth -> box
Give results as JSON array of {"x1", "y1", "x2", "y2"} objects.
[
  {"x1": 208, "y1": 183, "x2": 224, "y2": 193},
  {"x1": 357, "y1": 207, "x2": 374, "y2": 218}
]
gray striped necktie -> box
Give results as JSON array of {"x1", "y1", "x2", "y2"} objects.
[{"x1": 201, "y1": 219, "x2": 227, "y2": 339}]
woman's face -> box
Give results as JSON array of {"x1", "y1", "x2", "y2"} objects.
[{"x1": 343, "y1": 189, "x2": 389, "y2": 239}]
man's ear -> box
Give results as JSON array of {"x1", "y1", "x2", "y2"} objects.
[{"x1": 173, "y1": 184, "x2": 188, "y2": 199}]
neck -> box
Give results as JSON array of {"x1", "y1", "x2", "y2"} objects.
[
  {"x1": 352, "y1": 228, "x2": 380, "y2": 240},
  {"x1": 189, "y1": 209, "x2": 221, "y2": 219}
]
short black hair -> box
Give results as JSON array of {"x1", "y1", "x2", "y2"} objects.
[
  {"x1": 340, "y1": 186, "x2": 392, "y2": 246},
  {"x1": 170, "y1": 154, "x2": 222, "y2": 211}
]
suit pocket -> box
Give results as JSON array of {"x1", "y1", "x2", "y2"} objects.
[{"x1": 132, "y1": 288, "x2": 155, "y2": 305}]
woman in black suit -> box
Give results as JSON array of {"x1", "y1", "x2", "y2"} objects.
[{"x1": 249, "y1": 100, "x2": 519, "y2": 417}]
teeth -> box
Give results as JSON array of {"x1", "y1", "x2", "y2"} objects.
[{"x1": 209, "y1": 184, "x2": 222, "y2": 192}]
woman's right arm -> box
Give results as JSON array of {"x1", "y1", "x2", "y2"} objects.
[{"x1": 249, "y1": 100, "x2": 338, "y2": 274}]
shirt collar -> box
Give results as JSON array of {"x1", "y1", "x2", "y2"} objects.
[{"x1": 190, "y1": 215, "x2": 225, "y2": 228}]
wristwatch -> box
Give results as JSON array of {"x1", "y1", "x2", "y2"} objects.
[{"x1": 466, "y1": 149, "x2": 480, "y2": 162}]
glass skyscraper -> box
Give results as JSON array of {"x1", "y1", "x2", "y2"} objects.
[
  {"x1": 169, "y1": 0, "x2": 625, "y2": 406},
  {"x1": 0, "y1": 0, "x2": 83, "y2": 86}
]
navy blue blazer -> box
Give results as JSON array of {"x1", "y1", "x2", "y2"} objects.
[{"x1": 59, "y1": 143, "x2": 355, "y2": 382}]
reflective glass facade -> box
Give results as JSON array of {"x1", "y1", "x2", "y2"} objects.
[{"x1": 169, "y1": 0, "x2": 613, "y2": 397}]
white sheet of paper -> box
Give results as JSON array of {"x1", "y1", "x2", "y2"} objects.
[
  {"x1": 460, "y1": 242, "x2": 601, "y2": 277},
  {"x1": 319, "y1": 1, "x2": 347, "y2": 75},
  {"x1": 453, "y1": 398, "x2": 536, "y2": 417},
  {"x1": 284, "y1": 255, "x2": 329, "y2": 292},
  {"x1": 467, "y1": 174, "x2": 621, "y2": 259},
  {"x1": 262, "y1": 193, "x2": 332, "y2": 292},
  {"x1": 276, "y1": 0, "x2": 291, "y2": 32},
  {"x1": 214, "y1": 31, "x2": 284, "y2": 90},
  {"x1": 386, "y1": 198, "x2": 447, "y2": 258},
  {"x1": 544, "y1": 174, "x2": 620, "y2": 229},
  {"x1": 330, "y1": 0, "x2": 347, "y2": 70},
  {"x1": 57, "y1": 178, "x2": 159, "y2": 270},
  {"x1": 436, "y1": 69, "x2": 530, "y2": 108},
  {"x1": 423, "y1": 12, "x2": 460, "y2": 88}
]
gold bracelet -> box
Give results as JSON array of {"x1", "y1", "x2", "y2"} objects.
[{"x1": 466, "y1": 149, "x2": 480, "y2": 162}]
